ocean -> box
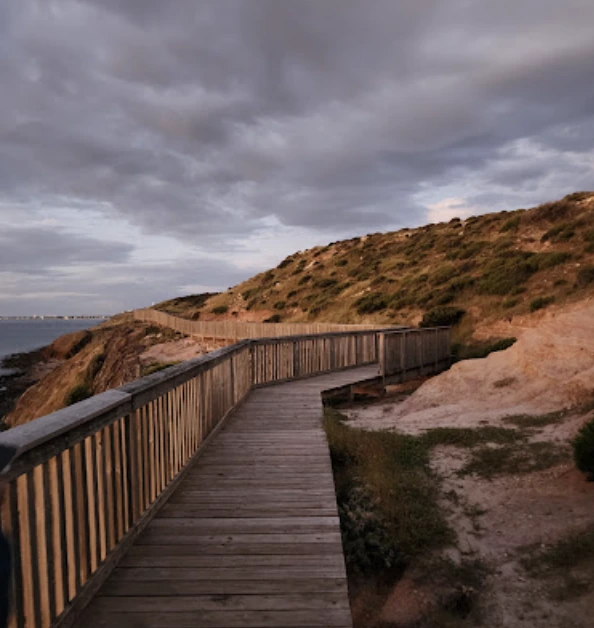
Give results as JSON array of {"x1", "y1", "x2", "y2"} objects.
[{"x1": 0, "y1": 319, "x2": 105, "y2": 374}]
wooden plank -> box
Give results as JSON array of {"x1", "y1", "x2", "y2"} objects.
[
  {"x1": 89, "y1": 592, "x2": 349, "y2": 611},
  {"x1": 119, "y1": 554, "x2": 344, "y2": 569},
  {"x1": 86, "y1": 608, "x2": 352, "y2": 628},
  {"x1": 108, "y1": 567, "x2": 347, "y2": 582},
  {"x1": 99, "y1": 577, "x2": 348, "y2": 597},
  {"x1": 136, "y1": 532, "x2": 342, "y2": 545}
]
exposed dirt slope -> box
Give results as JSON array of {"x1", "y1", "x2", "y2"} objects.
[
  {"x1": 155, "y1": 192, "x2": 594, "y2": 343},
  {"x1": 348, "y1": 298, "x2": 594, "y2": 432}
]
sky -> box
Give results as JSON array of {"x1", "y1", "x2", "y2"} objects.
[{"x1": 1, "y1": 0, "x2": 593, "y2": 315}]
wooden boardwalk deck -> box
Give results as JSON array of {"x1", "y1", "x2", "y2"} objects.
[{"x1": 80, "y1": 365, "x2": 378, "y2": 628}]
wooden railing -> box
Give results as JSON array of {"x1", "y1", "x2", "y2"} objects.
[
  {"x1": 135, "y1": 308, "x2": 395, "y2": 340},
  {"x1": 379, "y1": 327, "x2": 451, "y2": 382},
  {"x1": 0, "y1": 321, "x2": 451, "y2": 627},
  {"x1": 0, "y1": 325, "x2": 395, "y2": 628}
]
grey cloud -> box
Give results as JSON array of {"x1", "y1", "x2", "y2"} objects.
[
  {"x1": 1, "y1": 0, "x2": 594, "y2": 311},
  {"x1": 0, "y1": 225, "x2": 133, "y2": 273}
]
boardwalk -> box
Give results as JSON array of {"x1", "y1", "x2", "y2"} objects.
[{"x1": 79, "y1": 366, "x2": 378, "y2": 628}]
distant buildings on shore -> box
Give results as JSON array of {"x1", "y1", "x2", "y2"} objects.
[{"x1": 0, "y1": 315, "x2": 109, "y2": 320}]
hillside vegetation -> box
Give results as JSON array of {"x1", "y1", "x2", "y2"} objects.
[{"x1": 156, "y1": 192, "x2": 594, "y2": 341}]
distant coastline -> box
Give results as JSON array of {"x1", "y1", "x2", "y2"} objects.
[{"x1": 0, "y1": 315, "x2": 109, "y2": 320}]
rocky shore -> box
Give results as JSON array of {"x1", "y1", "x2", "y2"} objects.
[{"x1": 0, "y1": 348, "x2": 55, "y2": 428}]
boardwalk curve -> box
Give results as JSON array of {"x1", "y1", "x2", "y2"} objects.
[{"x1": 80, "y1": 366, "x2": 377, "y2": 628}]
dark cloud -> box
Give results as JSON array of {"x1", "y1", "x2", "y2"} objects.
[
  {"x1": 0, "y1": 226, "x2": 133, "y2": 273},
  {"x1": 1, "y1": 0, "x2": 593, "y2": 311}
]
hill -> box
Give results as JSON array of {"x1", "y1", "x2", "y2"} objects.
[{"x1": 155, "y1": 192, "x2": 594, "y2": 342}]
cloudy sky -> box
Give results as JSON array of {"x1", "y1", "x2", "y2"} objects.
[{"x1": 1, "y1": 0, "x2": 593, "y2": 315}]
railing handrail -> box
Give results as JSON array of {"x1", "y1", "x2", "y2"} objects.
[
  {"x1": 0, "y1": 342, "x2": 253, "y2": 481},
  {"x1": 135, "y1": 307, "x2": 401, "y2": 338}
]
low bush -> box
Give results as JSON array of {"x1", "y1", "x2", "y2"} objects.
[
  {"x1": 314, "y1": 278, "x2": 339, "y2": 289},
  {"x1": 260, "y1": 271, "x2": 275, "y2": 284},
  {"x1": 452, "y1": 337, "x2": 516, "y2": 361},
  {"x1": 211, "y1": 305, "x2": 229, "y2": 315},
  {"x1": 142, "y1": 362, "x2": 179, "y2": 376},
  {"x1": 500, "y1": 216, "x2": 521, "y2": 232},
  {"x1": 564, "y1": 191, "x2": 593, "y2": 202},
  {"x1": 298, "y1": 274, "x2": 312, "y2": 285},
  {"x1": 573, "y1": 418, "x2": 594, "y2": 480},
  {"x1": 533, "y1": 251, "x2": 572, "y2": 270},
  {"x1": 577, "y1": 266, "x2": 594, "y2": 287},
  {"x1": 64, "y1": 384, "x2": 92, "y2": 407},
  {"x1": 420, "y1": 306, "x2": 465, "y2": 327},
  {"x1": 335, "y1": 258, "x2": 348, "y2": 267},
  {"x1": 273, "y1": 301, "x2": 286, "y2": 310},
  {"x1": 355, "y1": 293, "x2": 389, "y2": 314},
  {"x1": 264, "y1": 314, "x2": 282, "y2": 323},
  {"x1": 478, "y1": 253, "x2": 537, "y2": 295},
  {"x1": 291, "y1": 259, "x2": 307, "y2": 275},
  {"x1": 530, "y1": 296, "x2": 555, "y2": 312},
  {"x1": 324, "y1": 409, "x2": 453, "y2": 575},
  {"x1": 541, "y1": 223, "x2": 576, "y2": 243},
  {"x1": 431, "y1": 265, "x2": 457, "y2": 286},
  {"x1": 277, "y1": 257, "x2": 294, "y2": 269}
]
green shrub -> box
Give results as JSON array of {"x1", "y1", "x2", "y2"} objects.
[
  {"x1": 65, "y1": 384, "x2": 92, "y2": 407},
  {"x1": 541, "y1": 223, "x2": 576, "y2": 243},
  {"x1": 287, "y1": 290, "x2": 298, "y2": 298},
  {"x1": 211, "y1": 305, "x2": 229, "y2": 315},
  {"x1": 142, "y1": 361, "x2": 179, "y2": 376},
  {"x1": 420, "y1": 306, "x2": 465, "y2": 328},
  {"x1": 500, "y1": 216, "x2": 521, "y2": 232},
  {"x1": 335, "y1": 258, "x2": 348, "y2": 267},
  {"x1": 241, "y1": 288, "x2": 257, "y2": 300},
  {"x1": 452, "y1": 337, "x2": 516, "y2": 361},
  {"x1": 577, "y1": 266, "x2": 594, "y2": 287},
  {"x1": 564, "y1": 191, "x2": 594, "y2": 202},
  {"x1": 533, "y1": 251, "x2": 571, "y2": 270},
  {"x1": 431, "y1": 265, "x2": 457, "y2": 286},
  {"x1": 502, "y1": 298, "x2": 519, "y2": 309},
  {"x1": 573, "y1": 419, "x2": 594, "y2": 479},
  {"x1": 261, "y1": 271, "x2": 275, "y2": 284},
  {"x1": 355, "y1": 293, "x2": 389, "y2": 314},
  {"x1": 273, "y1": 301, "x2": 286, "y2": 310},
  {"x1": 277, "y1": 257, "x2": 294, "y2": 269},
  {"x1": 478, "y1": 252, "x2": 538, "y2": 295},
  {"x1": 530, "y1": 296, "x2": 555, "y2": 312},
  {"x1": 298, "y1": 274, "x2": 312, "y2": 285},
  {"x1": 291, "y1": 259, "x2": 307, "y2": 275},
  {"x1": 314, "y1": 278, "x2": 339, "y2": 289},
  {"x1": 264, "y1": 314, "x2": 282, "y2": 323}
]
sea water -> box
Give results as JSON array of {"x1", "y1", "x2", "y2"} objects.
[{"x1": 0, "y1": 319, "x2": 104, "y2": 374}]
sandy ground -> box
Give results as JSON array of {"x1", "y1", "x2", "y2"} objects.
[
  {"x1": 348, "y1": 298, "x2": 594, "y2": 434},
  {"x1": 344, "y1": 299, "x2": 594, "y2": 627}
]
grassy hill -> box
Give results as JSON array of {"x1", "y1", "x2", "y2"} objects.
[{"x1": 155, "y1": 192, "x2": 594, "y2": 341}]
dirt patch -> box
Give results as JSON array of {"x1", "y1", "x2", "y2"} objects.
[{"x1": 139, "y1": 336, "x2": 227, "y2": 366}]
